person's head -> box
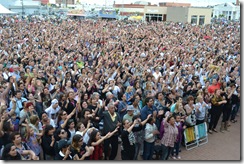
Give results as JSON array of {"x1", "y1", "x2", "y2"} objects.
[
  {"x1": 81, "y1": 101, "x2": 88, "y2": 109},
  {"x1": 88, "y1": 129, "x2": 101, "y2": 146},
  {"x1": 107, "y1": 103, "x2": 115, "y2": 115},
  {"x1": 15, "y1": 90, "x2": 22, "y2": 99},
  {"x1": 131, "y1": 97, "x2": 139, "y2": 106},
  {"x1": 51, "y1": 99, "x2": 59, "y2": 109},
  {"x1": 145, "y1": 97, "x2": 154, "y2": 108},
  {"x1": 176, "y1": 96, "x2": 183, "y2": 103},
  {"x1": 126, "y1": 106, "x2": 134, "y2": 116},
  {"x1": 175, "y1": 102, "x2": 183, "y2": 113},
  {"x1": 147, "y1": 116, "x2": 155, "y2": 125},
  {"x1": 2, "y1": 143, "x2": 21, "y2": 160},
  {"x1": 214, "y1": 89, "x2": 221, "y2": 97},
  {"x1": 197, "y1": 95, "x2": 204, "y2": 103},
  {"x1": 106, "y1": 92, "x2": 113, "y2": 99},
  {"x1": 76, "y1": 121, "x2": 86, "y2": 132},
  {"x1": 156, "y1": 92, "x2": 164, "y2": 100},
  {"x1": 3, "y1": 119, "x2": 14, "y2": 132},
  {"x1": 67, "y1": 91, "x2": 75, "y2": 100},
  {"x1": 55, "y1": 128, "x2": 68, "y2": 140},
  {"x1": 44, "y1": 124, "x2": 55, "y2": 136},
  {"x1": 90, "y1": 95, "x2": 97, "y2": 105},
  {"x1": 58, "y1": 139, "x2": 69, "y2": 152},
  {"x1": 67, "y1": 119, "x2": 75, "y2": 129},
  {"x1": 123, "y1": 119, "x2": 132, "y2": 129},
  {"x1": 167, "y1": 115, "x2": 175, "y2": 125},
  {"x1": 72, "y1": 134, "x2": 83, "y2": 150},
  {"x1": 82, "y1": 109, "x2": 91, "y2": 119},
  {"x1": 10, "y1": 132, "x2": 22, "y2": 145},
  {"x1": 212, "y1": 78, "x2": 217, "y2": 85},
  {"x1": 29, "y1": 115, "x2": 39, "y2": 126},
  {"x1": 125, "y1": 86, "x2": 133, "y2": 93},
  {"x1": 65, "y1": 80, "x2": 72, "y2": 87},
  {"x1": 166, "y1": 91, "x2": 173, "y2": 99},
  {"x1": 122, "y1": 94, "x2": 126, "y2": 101},
  {"x1": 43, "y1": 87, "x2": 49, "y2": 94},
  {"x1": 92, "y1": 92, "x2": 100, "y2": 100},
  {"x1": 37, "y1": 70, "x2": 44, "y2": 78},
  {"x1": 187, "y1": 95, "x2": 195, "y2": 105},
  {"x1": 25, "y1": 101, "x2": 34, "y2": 111},
  {"x1": 109, "y1": 79, "x2": 115, "y2": 86},
  {"x1": 41, "y1": 111, "x2": 49, "y2": 122},
  {"x1": 174, "y1": 114, "x2": 181, "y2": 123}
]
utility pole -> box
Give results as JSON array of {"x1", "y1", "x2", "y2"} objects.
[{"x1": 21, "y1": 0, "x2": 24, "y2": 16}]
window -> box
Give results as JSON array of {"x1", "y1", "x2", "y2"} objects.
[
  {"x1": 191, "y1": 15, "x2": 197, "y2": 24},
  {"x1": 199, "y1": 15, "x2": 205, "y2": 25}
]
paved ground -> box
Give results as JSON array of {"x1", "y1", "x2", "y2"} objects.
[{"x1": 115, "y1": 113, "x2": 241, "y2": 161}]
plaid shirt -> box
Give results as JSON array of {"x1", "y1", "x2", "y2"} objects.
[{"x1": 161, "y1": 119, "x2": 178, "y2": 147}]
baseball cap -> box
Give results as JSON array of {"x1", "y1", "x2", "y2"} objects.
[
  {"x1": 127, "y1": 105, "x2": 135, "y2": 111},
  {"x1": 58, "y1": 139, "x2": 69, "y2": 150}
]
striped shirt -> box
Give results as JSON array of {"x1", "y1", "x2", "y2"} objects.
[{"x1": 161, "y1": 119, "x2": 178, "y2": 147}]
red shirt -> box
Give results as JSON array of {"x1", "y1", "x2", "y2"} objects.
[
  {"x1": 207, "y1": 82, "x2": 221, "y2": 94},
  {"x1": 90, "y1": 145, "x2": 103, "y2": 160}
]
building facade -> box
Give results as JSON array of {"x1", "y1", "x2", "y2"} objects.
[
  {"x1": 143, "y1": 6, "x2": 212, "y2": 25},
  {"x1": 143, "y1": 6, "x2": 167, "y2": 21},
  {"x1": 113, "y1": 3, "x2": 157, "y2": 16},
  {"x1": 212, "y1": 2, "x2": 240, "y2": 20}
]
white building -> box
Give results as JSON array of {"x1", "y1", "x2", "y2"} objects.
[
  {"x1": 8, "y1": 0, "x2": 50, "y2": 15},
  {"x1": 212, "y1": 2, "x2": 240, "y2": 20}
]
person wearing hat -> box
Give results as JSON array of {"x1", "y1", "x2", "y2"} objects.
[
  {"x1": 45, "y1": 99, "x2": 61, "y2": 127},
  {"x1": 122, "y1": 105, "x2": 135, "y2": 122},
  {"x1": 54, "y1": 139, "x2": 72, "y2": 160}
]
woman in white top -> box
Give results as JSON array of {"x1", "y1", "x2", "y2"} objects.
[{"x1": 143, "y1": 117, "x2": 160, "y2": 160}]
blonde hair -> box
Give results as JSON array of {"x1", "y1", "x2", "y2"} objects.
[
  {"x1": 125, "y1": 86, "x2": 133, "y2": 93},
  {"x1": 196, "y1": 95, "x2": 203, "y2": 103},
  {"x1": 174, "y1": 102, "x2": 185, "y2": 115}
]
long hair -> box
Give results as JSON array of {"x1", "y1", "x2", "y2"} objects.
[
  {"x1": 87, "y1": 129, "x2": 100, "y2": 147},
  {"x1": 71, "y1": 134, "x2": 82, "y2": 152},
  {"x1": 2, "y1": 143, "x2": 22, "y2": 160}
]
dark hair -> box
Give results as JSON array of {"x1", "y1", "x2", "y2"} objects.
[
  {"x1": 87, "y1": 129, "x2": 99, "y2": 146},
  {"x1": 10, "y1": 131, "x2": 20, "y2": 142},
  {"x1": 3, "y1": 119, "x2": 13, "y2": 132},
  {"x1": 155, "y1": 92, "x2": 163, "y2": 99},
  {"x1": 147, "y1": 116, "x2": 154, "y2": 124},
  {"x1": 54, "y1": 128, "x2": 70, "y2": 141},
  {"x1": 44, "y1": 124, "x2": 54, "y2": 136},
  {"x1": 145, "y1": 97, "x2": 153, "y2": 104},
  {"x1": 2, "y1": 143, "x2": 22, "y2": 160},
  {"x1": 41, "y1": 111, "x2": 48, "y2": 117},
  {"x1": 167, "y1": 115, "x2": 175, "y2": 122},
  {"x1": 72, "y1": 134, "x2": 82, "y2": 144}
]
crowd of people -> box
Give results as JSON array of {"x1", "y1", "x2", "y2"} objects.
[{"x1": 0, "y1": 15, "x2": 240, "y2": 160}]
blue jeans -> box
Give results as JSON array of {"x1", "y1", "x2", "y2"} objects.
[
  {"x1": 171, "y1": 141, "x2": 180, "y2": 156},
  {"x1": 230, "y1": 103, "x2": 240, "y2": 121},
  {"x1": 134, "y1": 142, "x2": 141, "y2": 160},
  {"x1": 143, "y1": 141, "x2": 155, "y2": 160},
  {"x1": 161, "y1": 144, "x2": 173, "y2": 160}
]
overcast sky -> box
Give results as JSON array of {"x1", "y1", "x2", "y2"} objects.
[{"x1": 81, "y1": 0, "x2": 239, "y2": 6}]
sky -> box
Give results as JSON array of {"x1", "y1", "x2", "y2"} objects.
[{"x1": 80, "y1": 0, "x2": 239, "y2": 6}]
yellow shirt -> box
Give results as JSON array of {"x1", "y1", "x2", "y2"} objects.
[{"x1": 108, "y1": 111, "x2": 117, "y2": 122}]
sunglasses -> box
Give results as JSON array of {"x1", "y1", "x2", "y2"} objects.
[{"x1": 60, "y1": 131, "x2": 66, "y2": 134}]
